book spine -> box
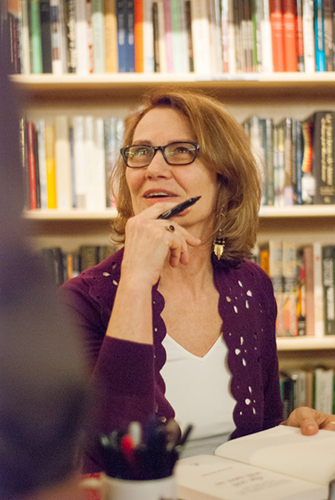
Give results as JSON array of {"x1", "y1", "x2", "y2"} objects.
[
  {"x1": 294, "y1": 119, "x2": 303, "y2": 205},
  {"x1": 126, "y1": 0, "x2": 135, "y2": 72},
  {"x1": 21, "y1": 0, "x2": 31, "y2": 73},
  {"x1": 116, "y1": 0, "x2": 126, "y2": 71},
  {"x1": 104, "y1": 0, "x2": 118, "y2": 73},
  {"x1": 323, "y1": 0, "x2": 333, "y2": 71},
  {"x1": 91, "y1": 0, "x2": 105, "y2": 73},
  {"x1": 295, "y1": 0, "x2": 304, "y2": 71},
  {"x1": 157, "y1": 0, "x2": 167, "y2": 73},
  {"x1": 178, "y1": 0, "x2": 190, "y2": 73},
  {"x1": 163, "y1": 0, "x2": 174, "y2": 72},
  {"x1": 322, "y1": 245, "x2": 335, "y2": 335},
  {"x1": 269, "y1": 0, "x2": 285, "y2": 71},
  {"x1": 171, "y1": 0, "x2": 182, "y2": 73},
  {"x1": 55, "y1": 115, "x2": 72, "y2": 209},
  {"x1": 134, "y1": 0, "x2": 144, "y2": 71},
  {"x1": 312, "y1": 112, "x2": 335, "y2": 204},
  {"x1": 33, "y1": 124, "x2": 41, "y2": 209},
  {"x1": 45, "y1": 123, "x2": 57, "y2": 209},
  {"x1": 86, "y1": 0, "x2": 94, "y2": 73},
  {"x1": 301, "y1": 117, "x2": 315, "y2": 204},
  {"x1": 313, "y1": 242, "x2": 325, "y2": 337},
  {"x1": 261, "y1": 0, "x2": 273, "y2": 72},
  {"x1": 282, "y1": 0, "x2": 297, "y2": 71},
  {"x1": 72, "y1": 115, "x2": 86, "y2": 209},
  {"x1": 252, "y1": 0, "x2": 263, "y2": 72},
  {"x1": 143, "y1": 0, "x2": 154, "y2": 72},
  {"x1": 75, "y1": 0, "x2": 89, "y2": 74},
  {"x1": 39, "y1": 0, "x2": 52, "y2": 73},
  {"x1": 64, "y1": 0, "x2": 77, "y2": 73},
  {"x1": 282, "y1": 241, "x2": 298, "y2": 336},
  {"x1": 283, "y1": 117, "x2": 294, "y2": 206},
  {"x1": 314, "y1": 0, "x2": 326, "y2": 71},
  {"x1": 184, "y1": 0, "x2": 194, "y2": 71},
  {"x1": 302, "y1": 0, "x2": 315, "y2": 72},
  {"x1": 152, "y1": 1, "x2": 160, "y2": 71},
  {"x1": 30, "y1": 0, "x2": 43, "y2": 73},
  {"x1": 50, "y1": 0, "x2": 64, "y2": 74},
  {"x1": 304, "y1": 245, "x2": 315, "y2": 336},
  {"x1": 69, "y1": 125, "x2": 76, "y2": 207},
  {"x1": 26, "y1": 121, "x2": 37, "y2": 210},
  {"x1": 191, "y1": 0, "x2": 211, "y2": 75},
  {"x1": 20, "y1": 117, "x2": 30, "y2": 210},
  {"x1": 296, "y1": 247, "x2": 306, "y2": 336},
  {"x1": 37, "y1": 119, "x2": 48, "y2": 209}
]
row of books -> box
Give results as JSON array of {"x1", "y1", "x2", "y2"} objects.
[
  {"x1": 280, "y1": 366, "x2": 335, "y2": 418},
  {"x1": 41, "y1": 244, "x2": 119, "y2": 284},
  {"x1": 21, "y1": 115, "x2": 124, "y2": 211},
  {"x1": 23, "y1": 108, "x2": 335, "y2": 212},
  {"x1": 3, "y1": 0, "x2": 335, "y2": 76},
  {"x1": 243, "y1": 111, "x2": 335, "y2": 207},
  {"x1": 256, "y1": 240, "x2": 335, "y2": 338}
]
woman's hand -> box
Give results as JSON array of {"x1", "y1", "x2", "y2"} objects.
[
  {"x1": 122, "y1": 202, "x2": 201, "y2": 288},
  {"x1": 281, "y1": 406, "x2": 335, "y2": 435}
]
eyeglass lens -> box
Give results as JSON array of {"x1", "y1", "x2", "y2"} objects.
[{"x1": 123, "y1": 142, "x2": 198, "y2": 167}]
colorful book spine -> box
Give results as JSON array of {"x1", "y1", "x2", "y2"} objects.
[
  {"x1": 282, "y1": 0, "x2": 297, "y2": 71},
  {"x1": 323, "y1": 0, "x2": 334, "y2": 71},
  {"x1": 311, "y1": 111, "x2": 335, "y2": 204},
  {"x1": 26, "y1": 121, "x2": 37, "y2": 210},
  {"x1": 50, "y1": 0, "x2": 64, "y2": 74},
  {"x1": 37, "y1": 119, "x2": 48, "y2": 209},
  {"x1": 282, "y1": 241, "x2": 298, "y2": 336},
  {"x1": 125, "y1": 0, "x2": 135, "y2": 71},
  {"x1": 30, "y1": 0, "x2": 43, "y2": 73},
  {"x1": 134, "y1": 0, "x2": 144, "y2": 71},
  {"x1": 39, "y1": 0, "x2": 52, "y2": 73},
  {"x1": 104, "y1": 0, "x2": 118, "y2": 73},
  {"x1": 295, "y1": 0, "x2": 304, "y2": 71},
  {"x1": 45, "y1": 123, "x2": 57, "y2": 209},
  {"x1": 64, "y1": 0, "x2": 77, "y2": 73},
  {"x1": 163, "y1": 0, "x2": 174, "y2": 72},
  {"x1": 269, "y1": 0, "x2": 285, "y2": 71},
  {"x1": 314, "y1": 0, "x2": 326, "y2": 71}
]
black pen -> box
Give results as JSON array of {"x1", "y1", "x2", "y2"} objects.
[{"x1": 157, "y1": 196, "x2": 201, "y2": 220}]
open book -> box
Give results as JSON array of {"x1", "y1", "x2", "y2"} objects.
[{"x1": 176, "y1": 426, "x2": 335, "y2": 500}]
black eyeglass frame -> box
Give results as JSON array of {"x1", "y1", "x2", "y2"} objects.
[{"x1": 120, "y1": 141, "x2": 200, "y2": 168}]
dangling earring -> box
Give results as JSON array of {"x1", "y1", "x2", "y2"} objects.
[{"x1": 213, "y1": 213, "x2": 225, "y2": 260}]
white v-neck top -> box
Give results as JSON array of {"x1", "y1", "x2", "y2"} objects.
[{"x1": 161, "y1": 333, "x2": 236, "y2": 457}]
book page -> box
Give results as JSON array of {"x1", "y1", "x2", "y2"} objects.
[
  {"x1": 215, "y1": 426, "x2": 335, "y2": 486},
  {"x1": 176, "y1": 454, "x2": 327, "y2": 500}
]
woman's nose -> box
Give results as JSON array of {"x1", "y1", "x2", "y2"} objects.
[{"x1": 145, "y1": 149, "x2": 171, "y2": 177}]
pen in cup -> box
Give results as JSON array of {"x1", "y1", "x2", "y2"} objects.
[{"x1": 157, "y1": 196, "x2": 201, "y2": 220}]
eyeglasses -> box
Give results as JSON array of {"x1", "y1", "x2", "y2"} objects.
[{"x1": 120, "y1": 142, "x2": 200, "y2": 168}]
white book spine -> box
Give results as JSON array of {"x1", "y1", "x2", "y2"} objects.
[
  {"x1": 84, "y1": 116, "x2": 96, "y2": 211},
  {"x1": 93, "y1": 117, "x2": 106, "y2": 210},
  {"x1": 302, "y1": 0, "x2": 315, "y2": 73},
  {"x1": 75, "y1": 0, "x2": 89, "y2": 74},
  {"x1": 91, "y1": 0, "x2": 105, "y2": 73},
  {"x1": 178, "y1": 0, "x2": 189, "y2": 73},
  {"x1": 260, "y1": 0, "x2": 273, "y2": 73},
  {"x1": 55, "y1": 116, "x2": 72, "y2": 210},
  {"x1": 191, "y1": 0, "x2": 211, "y2": 76},
  {"x1": 226, "y1": 0, "x2": 236, "y2": 74},
  {"x1": 143, "y1": 0, "x2": 154, "y2": 73},
  {"x1": 72, "y1": 115, "x2": 87, "y2": 209}
]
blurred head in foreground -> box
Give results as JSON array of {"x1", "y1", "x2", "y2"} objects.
[{"x1": 0, "y1": 46, "x2": 90, "y2": 499}]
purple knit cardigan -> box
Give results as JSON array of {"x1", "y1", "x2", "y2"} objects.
[{"x1": 59, "y1": 248, "x2": 283, "y2": 472}]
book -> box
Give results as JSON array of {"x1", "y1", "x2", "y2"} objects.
[
  {"x1": 304, "y1": 242, "x2": 325, "y2": 337},
  {"x1": 39, "y1": 0, "x2": 52, "y2": 73},
  {"x1": 313, "y1": 366, "x2": 334, "y2": 413},
  {"x1": 21, "y1": 0, "x2": 31, "y2": 74},
  {"x1": 142, "y1": 0, "x2": 154, "y2": 72},
  {"x1": 184, "y1": 0, "x2": 194, "y2": 71},
  {"x1": 314, "y1": 0, "x2": 326, "y2": 71},
  {"x1": 322, "y1": 245, "x2": 335, "y2": 335},
  {"x1": 269, "y1": 0, "x2": 285, "y2": 71},
  {"x1": 36, "y1": 119, "x2": 47, "y2": 209},
  {"x1": 44, "y1": 123, "x2": 57, "y2": 209},
  {"x1": 104, "y1": 0, "x2": 118, "y2": 72},
  {"x1": 26, "y1": 121, "x2": 37, "y2": 210},
  {"x1": 259, "y1": 118, "x2": 274, "y2": 206},
  {"x1": 55, "y1": 115, "x2": 72, "y2": 210},
  {"x1": 279, "y1": 370, "x2": 295, "y2": 417},
  {"x1": 296, "y1": 246, "x2": 307, "y2": 336},
  {"x1": 50, "y1": 0, "x2": 65, "y2": 74},
  {"x1": 134, "y1": 0, "x2": 143, "y2": 72},
  {"x1": 64, "y1": 0, "x2": 77, "y2": 73},
  {"x1": 176, "y1": 425, "x2": 335, "y2": 500},
  {"x1": 152, "y1": 1, "x2": 160, "y2": 72},
  {"x1": 163, "y1": 0, "x2": 174, "y2": 72},
  {"x1": 72, "y1": 115, "x2": 86, "y2": 209},
  {"x1": 87, "y1": 0, "x2": 94, "y2": 72},
  {"x1": 306, "y1": 111, "x2": 335, "y2": 205},
  {"x1": 41, "y1": 247, "x2": 65, "y2": 286},
  {"x1": 156, "y1": 0, "x2": 167, "y2": 73},
  {"x1": 282, "y1": 241, "x2": 298, "y2": 337},
  {"x1": 295, "y1": 0, "x2": 304, "y2": 71},
  {"x1": 301, "y1": 115, "x2": 315, "y2": 204},
  {"x1": 259, "y1": 239, "x2": 284, "y2": 337},
  {"x1": 323, "y1": 0, "x2": 333, "y2": 70},
  {"x1": 282, "y1": 0, "x2": 297, "y2": 71},
  {"x1": 191, "y1": 0, "x2": 211, "y2": 75},
  {"x1": 125, "y1": 0, "x2": 135, "y2": 71},
  {"x1": 260, "y1": 0, "x2": 273, "y2": 73},
  {"x1": 30, "y1": 0, "x2": 43, "y2": 73},
  {"x1": 8, "y1": 0, "x2": 22, "y2": 75},
  {"x1": 302, "y1": 0, "x2": 316, "y2": 73},
  {"x1": 91, "y1": 0, "x2": 105, "y2": 73},
  {"x1": 208, "y1": 0, "x2": 222, "y2": 74},
  {"x1": 75, "y1": 0, "x2": 89, "y2": 74}
]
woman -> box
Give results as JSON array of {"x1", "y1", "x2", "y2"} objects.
[{"x1": 60, "y1": 88, "x2": 335, "y2": 472}]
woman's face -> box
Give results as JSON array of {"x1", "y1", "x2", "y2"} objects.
[{"x1": 125, "y1": 107, "x2": 218, "y2": 238}]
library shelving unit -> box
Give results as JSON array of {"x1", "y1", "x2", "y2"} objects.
[{"x1": 12, "y1": 72, "x2": 335, "y2": 371}]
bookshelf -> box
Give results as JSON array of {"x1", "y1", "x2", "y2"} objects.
[{"x1": 13, "y1": 73, "x2": 335, "y2": 371}]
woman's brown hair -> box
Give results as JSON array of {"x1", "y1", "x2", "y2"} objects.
[{"x1": 110, "y1": 87, "x2": 262, "y2": 262}]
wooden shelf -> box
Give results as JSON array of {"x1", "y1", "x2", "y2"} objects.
[
  {"x1": 23, "y1": 208, "x2": 117, "y2": 220},
  {"x1": 11, "y1": 73, "x2": 335, "y2": 104},
  {"x1": 277, "y1": 337, "x2": 335, "y2": 351},
  {"x1": 23, "y1": 205, "x2": 335, "y2": 221}
]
